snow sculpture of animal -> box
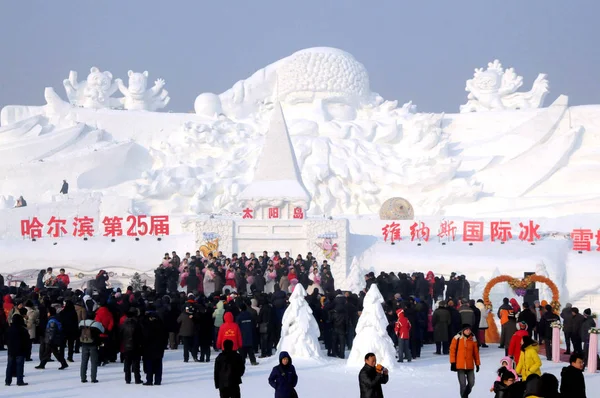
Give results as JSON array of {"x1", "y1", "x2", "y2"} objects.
[
  {"x1": 460, "y1": 60, "x2": 549, "y2": 113},
  {"x1": 63, "y1": 67, "x2": 121, "y2": 109},
  {"x1": 118, "y1": 70, "x2": 170, "y2": 111}
]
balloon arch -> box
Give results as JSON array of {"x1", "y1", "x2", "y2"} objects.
[{"x1": 482, "y1": 274, "x2": 561, "y2": 343}]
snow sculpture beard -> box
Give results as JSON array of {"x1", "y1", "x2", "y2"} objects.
[
  {"x1": 137, "y1": 46, "x2": 481, "y2": 216},
  {"x1": 137, "y1": 100, "x2": 480, "y2": 216},
  {"x1": 347, "y1": 284, "x2": 396, "y2": 370},
  {"x1": 277, "y1": 284, "x2": 323, "y2": 360}
]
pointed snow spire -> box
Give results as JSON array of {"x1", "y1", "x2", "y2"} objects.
[{"x1": 239, "y1": 102, "x2": 311, "y2": 219}]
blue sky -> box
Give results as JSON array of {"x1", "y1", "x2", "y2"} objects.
[{"x1": 1, "y1": 1, "x2": 599, "y2": 113}]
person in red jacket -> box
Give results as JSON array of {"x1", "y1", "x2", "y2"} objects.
[
  {"x1": 394, "y1": 309, "x2": 412, "y2": 363},
  {"x1": 216, "y1": 312, "x2": 242, "y2": 351},
  {"x1": 94, "y1": 302, "x2": 114, "y2": 366},
  {"x1": 56, "y1": 268, "x2": 70, "y2": 288},
  {"x1": 508, "y1": 321, "x2": 529, "y2": 365}
]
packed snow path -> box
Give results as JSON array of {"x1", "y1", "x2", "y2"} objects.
[{"x1": 1, "y1": 343, "x2": 598, "y2": 397}]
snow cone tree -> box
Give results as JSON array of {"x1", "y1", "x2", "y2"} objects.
[
  {"x1": 130, "y1": 272, "x2": 143, "y2": 292},
  {"x1": 277, "y1": 283, "x2": 323, "y2": 359},
  {"x1": 340, "y1": 256, "x2": 365, "y2": 293},
  {"x1": 347, "y1": 284, "x2": 396, "y2": 369}
]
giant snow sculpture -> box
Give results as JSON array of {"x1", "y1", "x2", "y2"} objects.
[
  {"x1": 118, "y1": 70, "x2": 170, "y2": 111},
  {"x1": 460, "y1": 60, "x2": 549, "y2": 113},
  {"x1": 63, "y1": 67, "x2": 121, "y2": 109},
  {"x1": 347, "y1": 284, "x2": 396, "y2": 369},
  {"x1": 277, "y1": 284, "x2": 323, "y2": 359}
]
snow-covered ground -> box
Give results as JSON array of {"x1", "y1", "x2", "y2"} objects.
[{"x1": 1, "y1": 343, "x2": 597, "y2": 397}]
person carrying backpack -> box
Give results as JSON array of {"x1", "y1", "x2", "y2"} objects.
[
  {"x1": 35, "y1": 307, "x2": 69, "y2": 370},
  {"x1": 78, "y1": 313, "x2": 104, "y2": 383}
]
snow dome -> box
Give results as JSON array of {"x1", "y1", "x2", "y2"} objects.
[{"x1": 194, "y1": 92, "x2": 223, "y2": 116}]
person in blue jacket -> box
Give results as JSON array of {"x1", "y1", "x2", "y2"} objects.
[{"x1": 268, "y1": 351, "x2": 298, "y2": 398}]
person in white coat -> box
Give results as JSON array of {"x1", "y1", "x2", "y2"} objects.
[
  {"x1": 264, "y1": 264, "x2": 276, "y2": 294},
  {"x1": 475, "y1": 299, "x2": 490, "y2": 348}
]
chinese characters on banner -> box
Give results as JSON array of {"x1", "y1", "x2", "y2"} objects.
[
  {"x1": 380, "y1": 220, "x2": 600, "y2": 252},
  {"x1": 240, "y1": 207, "x2": 305, "y2": 220},
  {"x1": 20, "y1": 215, "x2": 170, "y2": 238}
]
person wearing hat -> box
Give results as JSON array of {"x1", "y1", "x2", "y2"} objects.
[
  {"x1": 450, "y1": 324, "x2": 480, "y2": 398},
  {"x1": 508, "y1": 321, "x2": 529, "y2": 365},
  {"x1": 517, "y1": 302, "x2": 537, "y2": 338}
]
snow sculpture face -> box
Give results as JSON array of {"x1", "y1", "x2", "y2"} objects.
[
  {"x1": 472, "y1": 70, "x2": 501, "y2": 93},
  {"x1": 127, "y1": 70, "x2": 149, "y2": 95},
  {"x1": 276, "y1": 48, "x2": 370, "y2": 121},
  {"x1": 86, "y1": 67, "x2": 113, "y2": 97}
]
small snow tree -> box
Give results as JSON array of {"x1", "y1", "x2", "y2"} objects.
[
  {"x1": 347, "y1": 284, "x2": 396, "y2": 369},
  {"x1": 277, "y1": 284, "x2": 323, "y2": 359},
  {"x1": 341, "y1": 256, "x2": 365, "y2": 293},
  {"x1": 130, "y1": 272, "x2": 143, "y2": 292}
]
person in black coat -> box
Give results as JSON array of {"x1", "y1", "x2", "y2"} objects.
[
  {"x1": 5, "y1": 314, "x2": 29, "y2": 386},
  {"x1": 469, "y1": 299, "x2": 481, "y2": 345},
  {"x1": 540, "y1": 304, "x2": 560, "y2": 360},
  {"x1": 359, "y1": 352, "x2": 388, "y2": 398},
  {"x1": 236, "y1": 304, "x2": 258, "y2": 365},
  {"x1": 36, "y1": 307, "x2": 68, "y2": 370},
  {"x1": 121, "y1": 308, "x2": 143, "y2": 384},
  {"x1": 60, "y1": 180, "x2": 69, "y2": 194},
  {"x1": 331, "y1": 294, "x2": 349, "y2": 358},
  {"x1": 59, "y1": 300, "x2": 79, "y2": 362},
  {"x1": 560, "y1": 352, "x2": 586, "y2": 397},
  {"x1": 187, "y1": 263, "x2": 199, "y2": 294},
  {"x1": 214, "y1": 339, "x2": 245, "y2": 398},
  {"x1": 196, "y1": 303, "x2": 213, "y2": 362},
  {"x1": 268, "y1": 351, "x2": 298, "y2": 398},
  {"x1": 258, "y1": 296, "x2": 273, "y2": 358},
  {"x1": 141, "y1": 308, "x2": 166, "y2": 386}
]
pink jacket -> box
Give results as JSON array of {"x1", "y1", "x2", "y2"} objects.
[{"x1": 493, "y1": 356, "x2": 519, "y2": 387}]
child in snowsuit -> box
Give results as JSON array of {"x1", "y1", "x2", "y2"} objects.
[{"x1": 490, "y1": 356, "x2": 519, "y2": 391}]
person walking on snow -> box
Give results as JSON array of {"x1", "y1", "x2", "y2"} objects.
[
  {"x1": 450, "y1": 324, "x2": 480, "y2": 398},
  {"x1": 217, "y1": 312, "x2": 243, "y2": 351},
  {"x1": 508, "y1": 321, "x2": 529, "y2": 366},
  {"x1": 268, "y1": 351, "x2": 298, "y2": 398},
  {"x1": 214, "y1": 339, "x2": 245, "y2": 398},
  {"x1": 35, "y1": 307, "x2": 69, "y2": 370},
  {"x1": 359, "y1": 352, "x2": 389, "y2": 398},
  {"x1": 236, "y1": 304, "x2": 259, "y2": 366},
  {"x1": 560, "y1": 352, "x2": 586, "y2": 398},
  {"x1": 515, "y1": 335, "x2": 542, "y2": 381}
]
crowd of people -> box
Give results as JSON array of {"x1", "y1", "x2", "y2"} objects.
[{"x1": 0, "y1": 249, "x2": 593, "y2": 397}]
